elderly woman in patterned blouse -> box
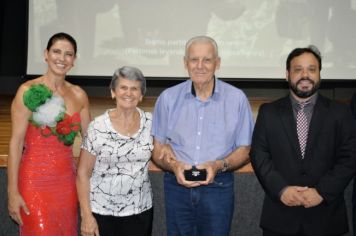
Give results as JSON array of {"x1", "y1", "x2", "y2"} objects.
[{"x1": 77, "y1": 66, "x2": 154, "y2": 236}]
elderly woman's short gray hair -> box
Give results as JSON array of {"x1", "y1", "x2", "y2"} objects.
[{"x1": 110, "y1": 66, "x2": 146, "y2": 95}]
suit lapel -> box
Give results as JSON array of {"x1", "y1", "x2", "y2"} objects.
[
  {"x1": 304, "y1": 95, "x2": 329, "y2": 159},
  {"x1": 278, "y1": 97, "x2": 301, "y2": 158}
]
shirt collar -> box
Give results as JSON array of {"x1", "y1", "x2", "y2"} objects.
[
  {"x1": 290, "y1": 92, "x2": 318, "y2": 109},
  {"x1": 188, "y1": 77, "x2": 218, "y2": 99}
]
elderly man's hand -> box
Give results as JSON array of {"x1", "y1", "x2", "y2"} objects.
[
  {"x1": 157, "y1": 143, "x2": 176, "y2": 161},
  {"x1": 170, "y1": 160, "x2": 201, "y2": 188},
  {"x1": 196, "y1": 161, "x2": 221, "y2": 185}
]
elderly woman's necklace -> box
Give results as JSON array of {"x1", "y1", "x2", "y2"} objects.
[
  {"x1": 112, "y1": 109, "x2": 139, "y2": 137},
  {"x1": 125, "y1": 118, "x2": 137, "y2": 136}
]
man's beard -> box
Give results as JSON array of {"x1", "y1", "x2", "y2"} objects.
[{"x1": 288, "y1": 77, "x2": 320, "y2": 99}]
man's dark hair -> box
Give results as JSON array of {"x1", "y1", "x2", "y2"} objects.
[{"x1": 286, "y1": 45, "x2": 322, "y2": 71}]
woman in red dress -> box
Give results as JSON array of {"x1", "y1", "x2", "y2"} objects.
[{"x1": 7, "y1": 32, "x2": 91, "y2": 235}]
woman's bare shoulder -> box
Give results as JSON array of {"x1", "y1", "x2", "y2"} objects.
[
  {"x1": 65, "y1": 82, "x2": 89, "y2": 105},
  {"x1": 19, "y1": 76, "x2": 45, "y2": 89},
  {"x1": 14, "y1": 77, "x2": 44, "y2": 97},
  {"x1": 65, "y1": 82, "x2": 85, "y2": 94}
]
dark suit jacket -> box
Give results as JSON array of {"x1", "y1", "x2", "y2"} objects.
[
  {"x1": 251, "y1": 94, "x2": 356, "y2": 236},
  {"x1": 351, "y1": 92, "x2": 356, "y2": 119}
]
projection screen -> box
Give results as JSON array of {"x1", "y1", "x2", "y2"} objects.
[{"x1": 27, "y1": 0, "x2": 356, "y2": 79}]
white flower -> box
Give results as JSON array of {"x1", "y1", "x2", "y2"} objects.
[{"x1": 32, "y1": 95, "x2": 66, "y2": 127}]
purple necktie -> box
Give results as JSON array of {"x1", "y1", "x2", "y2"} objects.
[{"x1": 296, "y1": 102, "x2": 309, "y2": 158}]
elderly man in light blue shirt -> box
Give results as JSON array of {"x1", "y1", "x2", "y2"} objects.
[{"x1": 152, "y1": 35, "x2": 254, "y2": 236}]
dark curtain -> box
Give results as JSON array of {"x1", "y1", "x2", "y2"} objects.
[{"x1": 0, "y1": 0, "x2": 27, "y2": 76}]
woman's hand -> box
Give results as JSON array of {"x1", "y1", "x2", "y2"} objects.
[
  {"x1": 81, "y1": 214, "x2": 100, "y2": 236},
  {"x1": 8, "y1": 191, "x2": 29, "y2": 225}
]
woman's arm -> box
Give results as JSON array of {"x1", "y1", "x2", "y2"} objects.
[
  {"x1": 76, "y1": 149, "x2": 100, "y2": 236},
  {"x1": 7, "y1": 84, "x2": 32, "y2": 225},
  {"x1": 78, "y1": 89, "x2": 91, "y2": 135}
]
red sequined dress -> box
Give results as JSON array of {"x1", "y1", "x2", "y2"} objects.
[{"x1": 18, "y1": 119, "x2": 79, "y2": 236}]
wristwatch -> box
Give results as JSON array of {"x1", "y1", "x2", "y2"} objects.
[{"x1": 221, "y1": 159, "x2": 229, "y2": 172}]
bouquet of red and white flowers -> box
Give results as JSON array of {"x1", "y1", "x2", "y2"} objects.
[{"x1": 23, "y1": 84, "x2": 81, "y2": 146}]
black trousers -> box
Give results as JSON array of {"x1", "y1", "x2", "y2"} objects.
[
  {"x1": 93, "y1": 208, "x2": 153, "y2": 236},
  {"x1": 353, "y1": 177, "x2": 356, "y2": 236}
]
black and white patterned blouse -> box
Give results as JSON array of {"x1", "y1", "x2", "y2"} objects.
[{"x1": 81, "y1": 108, "x2": 153, "y2": 216}]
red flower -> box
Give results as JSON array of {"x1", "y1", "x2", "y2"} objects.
[
  {"x1": 37, "y1": 112, "x2": 81, "y2": 146},
  {"x1": 71, "y1": 113, "x2": 81, "y2": 123},
  {"x1": 57, "y1": 125, "x2": 71, "y2": 135},
  {"x1": 56, "y1": 114, "x2": 72, "y2": 135},
  {"x1": 71, "y1": 124, "x2": 81, "y2": 132},
  {"x1": 41, "y1": 126, "x2": 52, "y2": 136},
  {"x1": 69, "y1": 113, "x2": 81, "y2": 132}
]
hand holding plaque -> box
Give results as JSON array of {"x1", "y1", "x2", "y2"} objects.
[{"x1": 184, "y1": 166, "x2": 207, "y2": 181}]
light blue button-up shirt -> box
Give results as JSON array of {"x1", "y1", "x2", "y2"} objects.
[{"x1": 151, "y1": 78, "x2": 254, "y2": 165}]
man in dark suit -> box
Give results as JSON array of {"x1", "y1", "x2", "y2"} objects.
[
  {"x1": 351, "y1": 92, "x2": 356, "y2": 236},
  {"x1": 251, "y1": 46, "x2": 356, "y2": 236}
]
